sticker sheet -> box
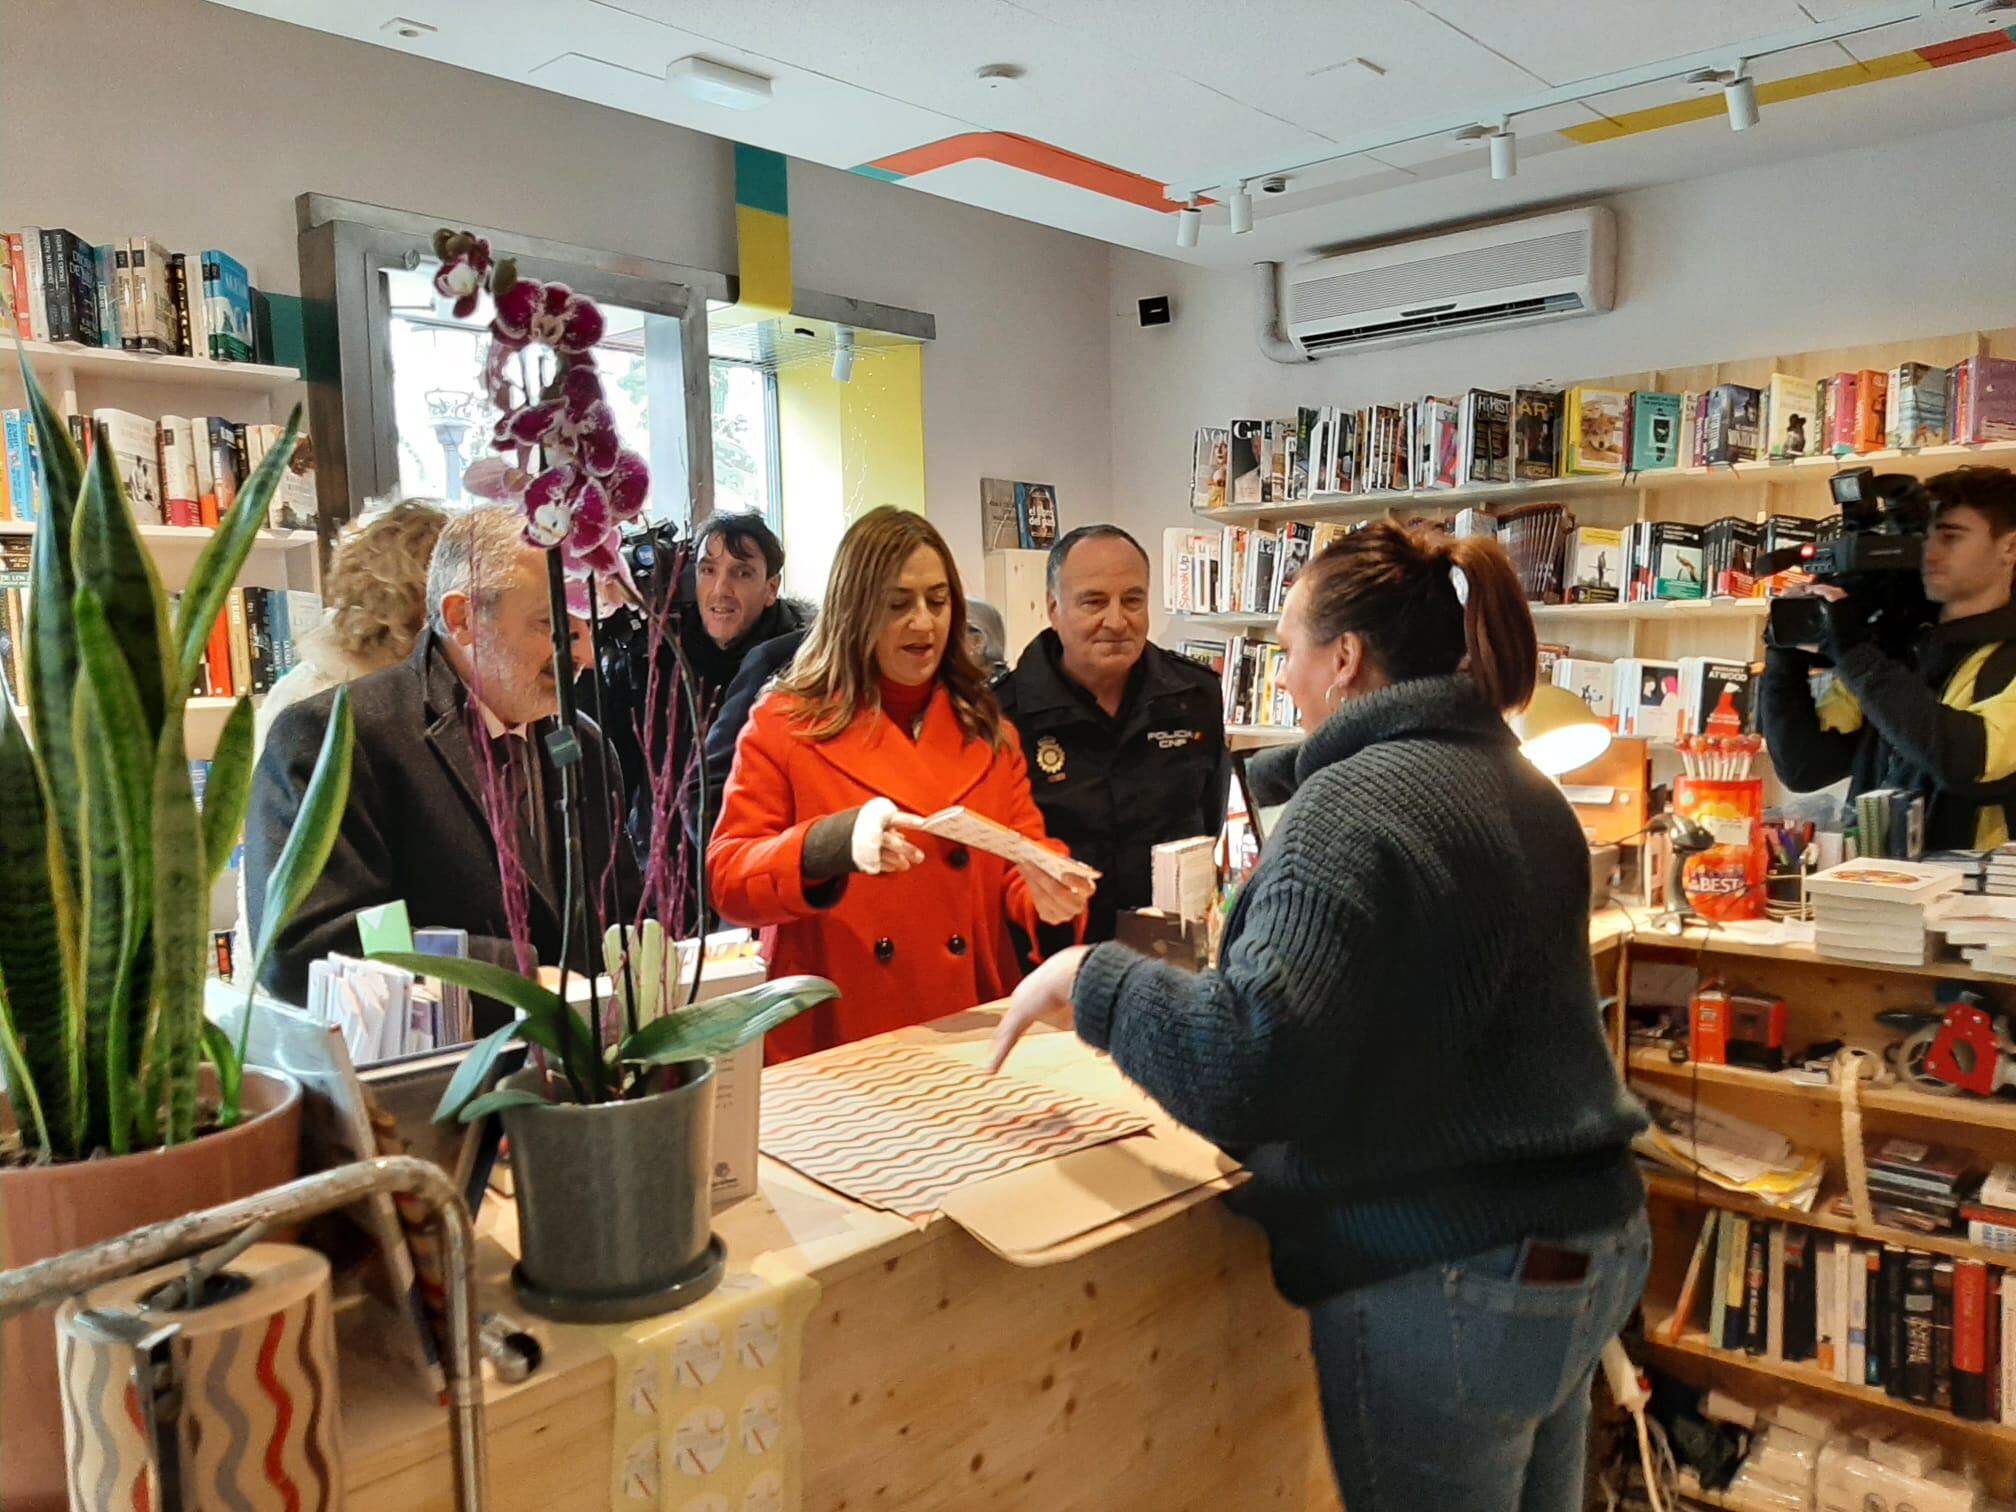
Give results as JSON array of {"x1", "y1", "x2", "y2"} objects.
[
  {"x1": 760, "y1": 1040, "x2": 1148, "y2": 1221},
  {"x1": 610, "y1": 1258, "x2": 819, "y2": 1512}
]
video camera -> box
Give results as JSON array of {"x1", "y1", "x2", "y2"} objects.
[{"x1": 1761, "y1": 466, "x2": 1936, "y2": 658}]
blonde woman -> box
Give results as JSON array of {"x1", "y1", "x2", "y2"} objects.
[
  {"x1": 238, "y1": 499, "x2": 448, "y2": 958},
  {"x1": 708, "y1": 507, "x2": 1091, "y2": 1061}
]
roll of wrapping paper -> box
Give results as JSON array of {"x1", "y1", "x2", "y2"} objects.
[{"x1": 57, "y1": 1243, "x2": 342, "y2": 1512}]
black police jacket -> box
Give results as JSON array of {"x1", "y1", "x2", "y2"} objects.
[{"x1": 995, "y1": 630, "x2": 1230, "y2": 948}]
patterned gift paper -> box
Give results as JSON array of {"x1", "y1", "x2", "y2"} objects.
[
  {"x1": 611, "y1": 1257, "x2": 819, "y2": 1512},
  {"x1": 760, "y1": 1040, "x2": 1149, "y2": 1221}
]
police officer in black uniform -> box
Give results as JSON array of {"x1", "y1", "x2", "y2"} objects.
[{"x1": 996, "y1": 525, "x2": 1230, "y2": 955}]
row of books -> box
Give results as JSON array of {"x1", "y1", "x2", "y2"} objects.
[
  {"x1": 1178, "y1": 635, "x2": 1294, "y2": 730},
  {"x1": 5, "y1": 226, "x2": 255, "y2": 361},
  {"x1": 0, "y1": 407, "x2": 315, "y2": 531},
  {"x1": 1188, "y1": 357, "x2": 2016, "y2": 510},
  {"x1": 1160, "y1": 520, "x2": 1348, "y2": 616},
  {"x1": 1666, "y1": 1206, "x2": 2016, "y2": 1425},
  {"x1": 188, "y1": 585, "x2": 324, "y2": 703},
  {"x1": 1543, "y1": 650, "x2": 1755, "y2": 742},
  {"x1": 1479, "y1": 504, "x2": 1822, "y2": 606}
]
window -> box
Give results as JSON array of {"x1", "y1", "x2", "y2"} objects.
[{"x1": 709, "y1": 358, "x2": 779, "y2": 527}]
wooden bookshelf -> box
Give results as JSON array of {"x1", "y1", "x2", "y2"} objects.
[
  {"x1": 1640, "y1": 1304, "x2": 2016, "y2": 1448},
  {"x1": 2, "y1": 338, "x2": 300, "y2": 392},
  {"x1": 1624, "y1": 915, "x2": 2014, "y2": 987},
  {"x1": 1629, "y1": 1046, "x2": 2016, "y2": 1136},
  {"x1": 0, "y1": 519, "x2": 314, "y2": 551},
  {"x1": 1192, "y1": 438, "x2": 2016, "y2": 527},
  {"x1": 1225, "y1": 724, "x2": 1299, "y2": 750},
  {"x1": 12, "y1": 695, "x2": 255, "y2": 756}
]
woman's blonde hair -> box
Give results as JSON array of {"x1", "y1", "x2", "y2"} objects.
[
  {"x1": 775, "y1": 507, "x2": 1003, "y2": 747},
  {"x1": 325, "y1": 498, "x2": 450, "y2": 666}
]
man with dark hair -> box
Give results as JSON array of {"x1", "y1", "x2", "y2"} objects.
[
  {"x1": 602, "y1": 512, "x2": 811, "y2": 856},
  {"x1": 996, "y1": 524, "x2": 1229, "y2": 950},
  {"x1": 1763, "y1": 466, "x2": 2016, "y2": 848}
]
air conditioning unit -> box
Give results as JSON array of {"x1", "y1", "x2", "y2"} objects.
[{"x1": 1285, "y1": 205, "x2": 1615, "y2": 356}]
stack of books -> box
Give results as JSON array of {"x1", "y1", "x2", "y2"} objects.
[
  {"x1": 1927, "y1": 892, "x2": 2016, "y2": 975},
  {"x1": 1989, "y1": 844, "x2": 2016, "y2": 897},
  {"x1": 1830, "y1": 1136, "x2": 1977, "y2": 1235},
  {"x1": 1805, "y1": 859, "x2": 1964, "y2": 966},
  {"x1": 1967, "y1": 1163, "x2": 2016, "y2": 1252}
]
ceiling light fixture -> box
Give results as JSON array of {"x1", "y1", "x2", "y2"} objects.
[
  {"x1": 1228, "y1": 184, "x2": 1254, "y2": 235},
  {"x1": 1724, "y1": 70, "x2": 1759, "y2": 130},
  {"x1": 381, "y1": 16, "x2": 436, "y2": 39},
  {"x1": 1489, "y1": 128, "x2": 1517, "y2": 179},
  {"x1": 831, "y1": 328, "x2": 855, "y2": 383},
  {"x1": 1175, "y1": 196, "x2": 1202, "y2": 249},
  {"x1": 975, "y1": 62, "x2": 1026, "y2": 87},
  {"x1": 666, "y1": 56, "x2": 774, "y2": 110}
]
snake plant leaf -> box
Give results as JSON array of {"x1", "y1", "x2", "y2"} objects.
[
  {"x1": 242, "y1": 685, "x2": 352, "y2": 1085},
  {"x1": 73, "y1": 426, "x2": 171, "y2": 739},
  {"x1": 0, "y1": 696, "x2": 83, "y2": 1156},
  {"x1": 199, "y1": 698, "x2": 257, "y2": 890},
  {"x1": 19, "y1": 353, "x2": 86, "y2": 895},
  {"x1": 74, "y1": 589, "x2": 160, "y2": 1154},
  {"x1": 452, "y1": 1087, "x2": 552, "y2": 1122},
  {"x1": 372, "y1": 949, "x2": 600, "y2": 1104},
  {"x1": 150, "y1": 698, "x2": 208, "y2": 1145},
  {"x1": 429, "y1": 1019, "x2": 521, "y2": 1124},
  {"x1": 198, "y1": 1018, "x2": 244, "y2": 1129},
  {"x1": 175, "y1": 405, "x2": 302, "y2": 694},
  {"x1": 618, "y1": 975, "x2": 839, "y2": 1070},
  {"x1": 0, "y1": 967, "x2": 52, "y2": 1157}
]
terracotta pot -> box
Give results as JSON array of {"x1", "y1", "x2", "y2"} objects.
[{"x1": 0, "y1": 1067, "x2": 303, "y2": 1512}]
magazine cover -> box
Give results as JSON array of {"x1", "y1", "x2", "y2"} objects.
[
  {"x1": 1014, "y1": 482, "x2": 1059, "y2": 550},
  {"x1": 1228, "y1": 420, "x2": 1263, "y2": 505},
  {"x1": 1191, "y1": 427, "x2": 1229, "y2": 512}
]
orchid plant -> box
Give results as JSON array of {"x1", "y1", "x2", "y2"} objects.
[{"x1": 373, "y1": 231, "x2": 835, "y2": 1120}]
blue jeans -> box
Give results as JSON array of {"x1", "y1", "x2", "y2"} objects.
[{"x1": 1306, "y1": 1208, "x2": 1651, "y2": 1512}]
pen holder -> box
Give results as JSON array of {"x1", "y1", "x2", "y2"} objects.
[{"x1": 1674, "y1": 777, "x2": 1768, "y2": 921}]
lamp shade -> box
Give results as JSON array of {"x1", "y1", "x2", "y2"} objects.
[{"x1": 1512, "y1": 684, "x2": 1612, "y2": 777}]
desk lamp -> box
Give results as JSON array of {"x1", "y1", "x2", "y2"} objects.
[{"x1": 1512, "y1": 684, "x2": 1613, "y2": 777}]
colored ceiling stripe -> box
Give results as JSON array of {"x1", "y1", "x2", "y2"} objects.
[
  {"x1": 1562, "y1": 26, "x2": 2013, "y2": 146},
  {"x1": 731, "y1": 143, "x2": 792, "y2": 319},
  {"x1": 854, "y1": 132, "x2": 1197, "y2": 212}
]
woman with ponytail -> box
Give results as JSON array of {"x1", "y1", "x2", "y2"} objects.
[{"x1": 992, "y1": 521, "x2": 1649, "y2": 1510}]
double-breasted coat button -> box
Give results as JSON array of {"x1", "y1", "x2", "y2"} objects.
[
  {"x1": 947, "y1": 934, "x2": 967, "y2": 956},
  {"x1": 874, "y1": 937, "x2": 896, "y2": 964}
]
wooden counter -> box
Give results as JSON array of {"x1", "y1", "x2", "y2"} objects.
[{"x1": 343, "y1": 1006, "x2": 1341, "y2": 1512}]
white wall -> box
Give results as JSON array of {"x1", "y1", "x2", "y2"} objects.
[
  {"x1": 1105, "y1": 113, "x2": 2016, "y2": 623},
  {"x1": 0, "y1": 0, "x2": 1112, "y2": 589}
]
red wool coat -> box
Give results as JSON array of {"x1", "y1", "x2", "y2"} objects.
[{"x1": 708, "y1": 688, "x2": 1067, "y2": 1062}]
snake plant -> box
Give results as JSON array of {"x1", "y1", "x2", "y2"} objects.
[{"x1": 0, "y1": 356, "x2": 353, "y2": 1161}]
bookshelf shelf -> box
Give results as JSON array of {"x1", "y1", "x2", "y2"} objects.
[
  {"x1": 1640, "y1": 1304, "x2": 2016, "y2": 1445},
  {"x1": 1171, "y1": 598, "x2": 1770, "y2": 630},
  {"x1": 0, "y1": 519, "x2": 315, "y2": 552},
  {"x1": 1628, "y1": 1046, "x2": 2016, "y2": 1136},
  {"x1": 1641, "y1": 1170, "x2": 2013, "y2": 1269},
  {"x1": 1625, "y1": 917, "x2": 2012, "y2": 987},
  {"x1": 1225, "y1": 724, "x2": 1300, "y2": 750},
  {"x1": 1192, "y1": 439, "x2": 2016, "y2": 526},
  {"x1": 2, "y1": 339, "x2": 300, "y2": 392},
  {"x1": 13, "y1": 695, "x2": 253, "y2": 752}
]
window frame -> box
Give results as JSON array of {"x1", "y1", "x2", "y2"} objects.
[{"x1": 705, "y1": 354, "x2": 784, "y2": 532}]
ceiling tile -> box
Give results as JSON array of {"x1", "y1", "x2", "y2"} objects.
[{"x1": 1417, "y1": 0, "x2": 1819, "y2": 86}]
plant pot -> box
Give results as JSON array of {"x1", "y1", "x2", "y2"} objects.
[
  {"x1": 0, "y1": 1067, "x2": 304, "y2": 1512},
  {"x1": 501, "y1": 1062, "x2": 724, "y2": 1323}
]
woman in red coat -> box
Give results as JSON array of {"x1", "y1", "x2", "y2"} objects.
[{"x1": 709, "y1": 507, "x2": 1091, "y2": 1061}]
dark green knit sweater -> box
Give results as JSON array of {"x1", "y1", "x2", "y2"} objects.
[{"x1": 1072, "y1": 673, "x2": 1647, "y2": 1304}]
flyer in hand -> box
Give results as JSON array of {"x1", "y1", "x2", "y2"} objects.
[{"x1": 894, "y1": 806, "x2": 1101, "y2": 887}]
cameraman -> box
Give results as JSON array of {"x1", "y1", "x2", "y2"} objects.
[{"x1": 1762, "y1": 467, "x2": 2016, "y2": 849}]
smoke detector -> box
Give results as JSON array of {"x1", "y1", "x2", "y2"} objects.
[{"x1": 381, "y1": 16, "x2": 436, "y2": 39}]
